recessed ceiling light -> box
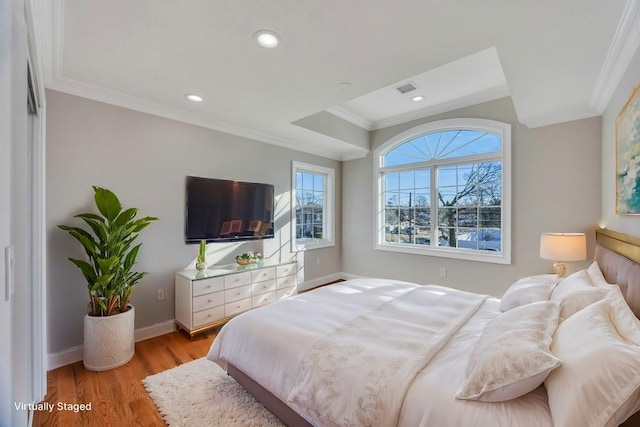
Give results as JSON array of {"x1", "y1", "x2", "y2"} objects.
[
  {"x1": 185, "y1": 94, "x2": 204, "y2": 103},
  {"x1": 411, "y1": 95, "x2": 425, "y2": 102},
  {"x1": 254, "y1": 30, "x2": 280, "y2": 48}
]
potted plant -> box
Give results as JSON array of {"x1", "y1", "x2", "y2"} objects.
[
  {"x1": 235, "y1": 252, "x2": 263, "y2": 266},
  {"x1": 58, "y1": 186, "x2": 157, "y2": 371},
  {"x1": 196, "y1": 240, "x2": 207, "y2": 271}
]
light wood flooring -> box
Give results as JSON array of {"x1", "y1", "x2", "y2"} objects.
[{"x1": 32, "y1": 329, "x2": 218, "y2": 426}]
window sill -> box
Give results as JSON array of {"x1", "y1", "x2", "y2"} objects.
[
  {"x1": 294, "y1": 239, "x2": 335, "y2": 251},
  {"x1": 374, "y1": 242, "x2": 511, "y2": 264}
]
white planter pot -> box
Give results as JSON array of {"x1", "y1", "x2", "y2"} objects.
[{"x1": 83, "y1": 306, "x2": 135, "y2": 371}]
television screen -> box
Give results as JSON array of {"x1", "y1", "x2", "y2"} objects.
[{"x1": 185, "y1": 176, "x2": 275, "y2": 243}]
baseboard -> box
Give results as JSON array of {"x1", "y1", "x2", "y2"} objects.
[
  {"x1": 298, "y1": 271, "x2": 363, "y2": 292},
  {"x1": 134, "y1": 319, "x2": 176, "y2": 342},
  {"x1": 47, "y1": 319, "x2": 177, "y2": 371}
]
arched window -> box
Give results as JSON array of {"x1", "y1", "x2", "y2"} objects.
[{"x1": 374, "y1": 118, "x2": 511, "y2": 264}]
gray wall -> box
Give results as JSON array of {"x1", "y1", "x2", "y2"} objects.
[
  {"x1": 342, "y1": 97, "x2": 601, "y2": 297},
  {"x1": 601, "y1": 48, "x2": 640, "y2": 235},
  {"x1": 46, "y1": 90, "x2": 342, "y2": 354}
]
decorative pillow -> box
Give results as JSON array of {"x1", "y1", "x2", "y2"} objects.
[
  {"x1": 550, "y1": 269, "x2": 593, "y2": 302},
  {"x1": 587, "y1": 261, "x2": 614, "y2": 288},
  {"x1": 456, "y1": 301, "x2": 561, "y2": 402},
  {"x1": 545, "y1": 287, "x2": 640, "y2": 427},
  {"x1": 499, "y1": 274, "x2": 558, "y2": 312}
]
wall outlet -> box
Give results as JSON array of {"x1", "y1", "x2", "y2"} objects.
[
  {"x1": 157, "y1": 289, "x2": 165, "y2": 300},
  {"x1": 439, "y1": 267, "x2": 447, "y2": 278}
]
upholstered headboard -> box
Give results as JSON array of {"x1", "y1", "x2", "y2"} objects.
[{"x1": 595, "y1": 228, "x2": 640, "y2": 318}]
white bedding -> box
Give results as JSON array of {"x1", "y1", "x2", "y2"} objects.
[{"x1": 207, "y1": 277, "x2": 553, "y2": 427}]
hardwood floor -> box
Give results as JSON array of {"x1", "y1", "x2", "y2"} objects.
[{"x1": 32, "y1": 329, "x2": 218, "y2": 427}]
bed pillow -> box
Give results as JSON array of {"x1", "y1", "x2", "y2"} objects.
[
  {"x1": 550, "y1": 269, "x2": 610, "y2": 321},
  {"x1": 456, "y1": 301, "x2": 561, "y2": 402},
  {"x1": 557, "y1": 287, "x2": 608, "y2": 322},
  {"x1": 545, "y1": 287, "x2": 640, "y2": 427},
  {"x1": 587, "y1": 261, "x2": 614, "y2": 288},
  {"x1": 499, "y1": 274, "x2": 558, "y2": 312},
  {"x1": 550, "y1": 269, "x2": 593, "y2": 302}
]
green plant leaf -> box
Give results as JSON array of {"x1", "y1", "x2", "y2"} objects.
[
  {"x1": 93, "y1": 186, "x2": 122, "y2": 223},
  {"x1": 96, "y1": 256, "x2": 120, "y2": 275},
  {"x1": 68, "y1": 258, "x2": 97, "y2": 284},
  {"x1": 123, "y1": 244, "x2": 141, "y2": 272},
  {"x1": 113, "y1": 207, "x2": 138, "y2": 228}
]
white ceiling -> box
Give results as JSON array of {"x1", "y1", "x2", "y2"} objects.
[{"x1": 35, "y1": 0, "x2": 640, "y2": 160}]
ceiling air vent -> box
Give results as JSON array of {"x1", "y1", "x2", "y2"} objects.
[{"x1": 395, "y1": 82, "x2": 418, "y2": 94}]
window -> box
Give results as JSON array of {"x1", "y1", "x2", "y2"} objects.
[
  {"x1": 292, "y1": 161, "x2": 335, "y2": 250},
  {"x1": 374, "y1": 118, "x2": 511, "y2": 264}
]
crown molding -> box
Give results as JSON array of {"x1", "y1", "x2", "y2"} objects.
[
  {"x1": 520, "y1": 105, "x2": 600, "y2": 128},
  {"x1": 370, "y1": 85, "x2": 510, "y2": 131},
  {"x1": 47, "y1": 77, "x2": 348, "y2": 160},
  {"x1": 589, "y1": 0, "x2": 640, "y2": 112},
  {"x1": 325, "y1": 106, "x2": 373, "y2": 131}
]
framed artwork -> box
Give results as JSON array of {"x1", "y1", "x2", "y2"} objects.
[{"x1": 616, "y1": 81, "x2": 640, "y2": 215}]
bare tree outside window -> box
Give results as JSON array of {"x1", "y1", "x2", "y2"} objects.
[{"x1": 438, "y1": 161, "x2": 502, "y2": 250}]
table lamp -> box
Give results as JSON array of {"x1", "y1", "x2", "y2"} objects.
[{"x1": 540, "y1": 232, "x2": 587, "y2": 277}]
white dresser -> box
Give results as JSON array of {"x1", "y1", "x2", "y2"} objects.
[{"x1": 175, "y1": 260, "x2": 298, "y2": 336}]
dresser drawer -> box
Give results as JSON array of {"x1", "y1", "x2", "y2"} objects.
[
  {"x1": 277, "y1": 285, "x2": 297, "y2": 300},
  {"x1": 193, "y1": 291, "x2": 224, "y2": 312},
  {"x1": 252, "y1": 267, "x2": 275, "y2": 283},
  {"x1": 193, "y1": 277, "x2": 224, "y2": 297},
  {"x1": 252, "y1": 279, "x2": 277, "y2": 295},
  {"x1": 225, "y1": 298, "x2": 252, "y2": 317},
  {"x1": 276, "y1": 275, "x2": 297, "y2": 289},
  {"x1": 276, "y1": 263, "x2": 297, "y2": 278},
  {"x1": 224, "y1": 272, "x2": 252, "y2": 289},
  {"x1": 224, "y1": 284, "x2": 252, "y2": 303},
  {"x1": 193, "y1": 305, "x2": 225, "y2": 328},
  {"x1": 253, "y1": 291, "x2": 276, "y2": 307}
]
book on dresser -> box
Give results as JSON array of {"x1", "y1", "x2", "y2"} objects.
[{"x1": 175, "y1": 259, "x2": 299, "y2": 336}]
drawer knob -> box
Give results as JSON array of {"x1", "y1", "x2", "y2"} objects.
[
  {"x1": 236, "y1": 292, "x2": 240, "y2": 296},
  {"x1": 207, "y1": 299, "x2": 211, "y2": 303},
  {"x1": 207, "y1": 314, "x2": 211, "y2": 318},
  {"x1": 236, "y1": 305, "x2": 241, "y2": 308}
]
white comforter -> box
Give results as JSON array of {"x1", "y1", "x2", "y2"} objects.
[{"x1": 207, "y1": 278, "x2": 553, "y2": 427}]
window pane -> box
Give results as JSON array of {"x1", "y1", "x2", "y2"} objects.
[
  {"x1": 415, "y1": 169, "x2": 430, "y2": 189},
  {"x1": 438, "y1": 208, "x2": 456, "y2": 227},
  {"x1": 399, "y1": 192, "x2": 412, "y2": 207},
  {"x1": 385, "y1": 173, "x2": 399, "y2": 191},
  {"x1": 296, "y1": 172, "x2": 303, "y2": 190},
  {"x1": 457, "y1": 228, "x2": 479, "y2": 250},
  {"x1": 313, "y1": 174, "x2": 323, "y2": 192},
  {"x1": 438, "y1": 187, "x2": 456, "y2": 207},
  {"x1": 458, "y1": 207, "x2": 478, "y2": 228},
  {"x1": 438, "y1": 167, "x2": 457, "y2": 187},
  {"x1": 302, "y1": 173, "x2": 309, "y2": 190},
  {"x1": 385, "y1": 192, "x2": 399, "y2": 207},
  {"x1": 415, "y1": 208, "x2": 430, "y2": 227},
  {"x1": 399, "y1": 171, "x2": 414, "y2": 190},
  {"x1": 479, "y1": 207, "x2": 501, "y2": 228},
  {"x1": 414, "y1": 192, "x2": 430, "y2": 208},
  {"x1": 478, "y1": 229, "x2": 501, "y2": 251},
  {"x1": 438, "y1": 228, "x2": 454, "y2": 247}
]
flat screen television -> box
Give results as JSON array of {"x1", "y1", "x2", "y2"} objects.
[{"x1": 185, "y1": 176, "x2": 275, "y2": 243}]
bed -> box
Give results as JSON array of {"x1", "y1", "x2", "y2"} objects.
[{"x1": 207, "y1": 228, "x2": 640, "y2": 427}]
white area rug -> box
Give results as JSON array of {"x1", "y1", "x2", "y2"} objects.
[{"x1": 143, "y1": 357, "x2": 284, "y2": 427}]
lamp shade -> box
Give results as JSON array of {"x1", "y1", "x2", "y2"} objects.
[{"x1": 540, "y1": 233, "x2": 587, "y2": 261}]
